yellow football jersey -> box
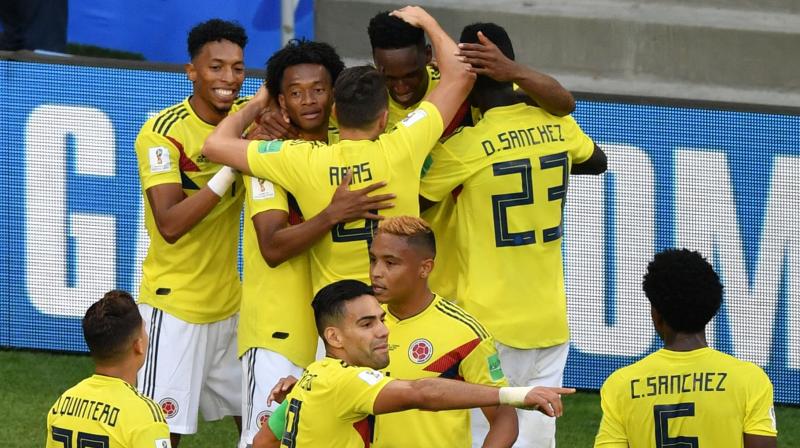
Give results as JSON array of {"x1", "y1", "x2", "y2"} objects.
[
  {"x1": 46, "y1": 374, "x2": 170, "y2": 448},
  {"x1": 386, "y1": 66, "x2": 440, "y2": 130},
  {"x1": 246, "y1": 101, "x2": 443, "y2": 293},
  {"x1": 374, "y1": 295, "x2": 507, "y2": 448},
  {"x1": 420, "y1": 103, "x2": 595, "y2": 349},
  {"x1": 134, "y1": 97, "x2": 245, "y2": 323},
  {"x1": 238, "y1": 129, "x2": 340, "y2": 365},
  {"x1": 280, "y1": 357, "x2": 394, "y2": 447},
  {"x1": 595, "y1": 347, "x2": 777, "y2": 447}
]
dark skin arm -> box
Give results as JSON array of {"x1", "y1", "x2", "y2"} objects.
[
  {"x1": 146, "y1": 183, "x2": 223, "y2": 244},
  {"x1": 457, "y1": 31, "x2": 575, "y2": 117},
  {"x1": 480, "y1": 405, "x2": 519, "y2": 448},
  {"x1": 743, "y1": 434, "x2": 777, "y2": 448},
  {"x1": 571, "y1": 143, "x2": 607, "y2": 175},
  {"x1": 255, "y1": 171, "x2": 395, "y2": 267},
  {"x1": 253, "y1": 427, "x2": 281, "y2": 448}
]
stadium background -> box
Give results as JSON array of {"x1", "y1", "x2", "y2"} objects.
[{"x1": 1, "y1": 0, "x2": 798, "y2": 411}]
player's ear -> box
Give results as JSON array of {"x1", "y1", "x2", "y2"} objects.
[
  {"x1": 377, "y1": 109, "x2": 389, "y2": 133},
  {"x1": 419, "y1": 258, "x2": 434, "y2": 279},
  {"x1": 324, "y1": 326, "x2": 345, "y2": 349},
  {"x1": 278, "y1": 93, "x2": 287, "y2": 110},
  {"x1": 424, "y1": 44, "x2": 432, "y2": 65},
  {"x1": 185, "y1": 63, "x2": 197, "y2": 82},
  {"x1": 331, "y1": 104, "x2": 338, "y2": 122}
]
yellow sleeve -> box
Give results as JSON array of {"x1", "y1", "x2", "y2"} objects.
[
  {"x1": 459, "y1": 337, "x2": 509, "y2": 387},
  {"x1": 383, "y1": 101, "x2": 444, "y2": 174},
  {"x1": 245, "y1": 139, "x2": 308, "y2": 192},
  {"x1": 594, "y1": 376, "x2": 629, "y2": 447},
  {"x1": 244, "y1": 174, "x2": 290, "y2": 217},
  {"x1": 562, "y1": 115, "x2": 595, "y2": 164},
  {"x1": 743, "y1": 365, "x2": 778, "y2": 437},
  {"x1": 134, "y1": 129, "x2": 182, "y2": 190},
  {"x1": 130, "y1": 420, "x2": 172, "y2": 447},
  {"x1": 337, "y1": 368, "x2": 394, "y2": 418},
  {"x1": 419, "y1": 140, "x2": 471, "y2": 202}
]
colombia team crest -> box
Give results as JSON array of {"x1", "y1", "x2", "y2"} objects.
[
  {"x1": 408, "y1": 338, "x2": 434, "y2": 364},
  {"x1": 256, "y1": 410, "x2": 271, "y2": 429},
  {"x1": 159, "y1": 398, "x2": 179, "y2": 419}
]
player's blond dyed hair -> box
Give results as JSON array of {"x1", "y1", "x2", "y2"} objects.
[{"x1": 377, "y1": 216, "x2": 436, "y2": 257}]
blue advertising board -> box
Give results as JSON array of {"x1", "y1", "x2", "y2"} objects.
[{"x1": 1, "y1": 58, "x2": 798, "y2": 404}]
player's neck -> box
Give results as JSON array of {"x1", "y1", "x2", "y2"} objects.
[
  {"x1": 94, "y1": 363, "x2": 137, "y2": 387},
  {"x1": 662, "y1": 332, "x2": 708, "y2": 352},
  {"x1": 340, "y1": 126, "x2": 380, "y2": 141},
  {"x1": 474, "y1": 89, "x2": 519, "y2": 114},
  {"x1": 387, "y1": 288, "x2": 434, "y2": 320},
  {"x1": 188, "y1": 95, "x2": 226, "y2": 125}
]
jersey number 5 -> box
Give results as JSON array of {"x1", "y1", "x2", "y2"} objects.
[
  {"x1": 51, "y1": 426, "x2": 110, "y2": 447},
  {"x1": 491, "y1": 153, "x2": 568, "y2": 247},
  {"x1": 654, "y1": 402, "x2": 699, "y2": 447}
]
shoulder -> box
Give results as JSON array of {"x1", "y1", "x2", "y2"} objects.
[
  {"x1": 430, "y1": 297, "x2": 491, "y2": 341},
  {"x1": 144, "y1": 101, "x2": 191, "y2": 138},
  {"x1": 117, "y1": 381, "x2": 167, "y2": 424}
]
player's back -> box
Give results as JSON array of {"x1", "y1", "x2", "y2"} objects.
[
  {"x1": 280, "y1": 358, "x2": 392, "y2": 448},
  {"x1": 46, "y1": 374, "x2": 169, "y2": 447},
  {"x1": 595, "y1": 347, "x2": 777, "y2": 447},
  {"x1": 421, "y1": 103, "x2": 595, "y2": 349}
]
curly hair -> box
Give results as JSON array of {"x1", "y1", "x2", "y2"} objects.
[
  {"x1": 187, "y1": 18, "x2": 248, "y2": 59},
  {"x1": 82, "y1": 290, "x2": 143, "y2": 363},
  {"x1": 643, "y1": 249, "x2": 723, "y2": 333},
  {"x1": 377, "y1": 216, "x2": 436, "y2": 258},
  {"x1": 460, "y1": 22, "x2": 515, "y2": 92},
  {"x1": 265, "y1": 39, "x2": 345, "y2": 98},
  {"x1": 367, "y1": 11, "x2": 425, "y2": 50}
]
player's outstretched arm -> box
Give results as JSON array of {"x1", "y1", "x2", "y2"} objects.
[
  {"x1": 390, "y1": 6, "x2": 475, "y2": 128},
  {"x1": 457, "y1": 31, "x2": 575, "y2": 116},
  {"x1": 373, "y1": 377, "x2": 574, "y2": 415},
  {"x1": 743, "y1": 434, "x2": 777, "y2": 448},
  {"x1": 255, "y1": 171, "x2": 395, "y2": 267},
  {"x1": 203, "y1": 85, "x2": 271, "y2": 175},
  {"x1": 571, "y1": 143, "x2": 607, "y2": 175}
]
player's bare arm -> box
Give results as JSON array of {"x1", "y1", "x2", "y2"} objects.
[
  {"x1": 457, "y1": 31, "x2": 576, "y2": 116},
  {"x1": 571, "y1": 142, "x2": 608, "y2": 175},
  {"x1": 256, "y1": 171, "x2": 395, "y2": 267},
  {"x1": 146, "y1": 173, "x2": 234, "y2": 244},
  {"x1": 203, "y1": 85, "x2": 271, "y2": 174},
  {"x1": 390, "y1": 6, "x2": 475, "y2": 127},
  {"x1": 373, "y1": 377, "x2": 575, "y2": 416},
  {"x1": 743, "y1": 434, "x2": 777, "y2": 448},
  {"x1": 480, "y1": 404, "x2": 519, "y2": 448}
]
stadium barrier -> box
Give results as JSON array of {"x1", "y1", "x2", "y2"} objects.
[{"x1": 1, "y1": 53, "x2": 798, "y2": 404}]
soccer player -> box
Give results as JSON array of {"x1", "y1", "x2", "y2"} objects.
[
  {"x1": 133, "y1": 19, "x2": 246, "y2": 446},
  {"x1": 203, "y1": 6, "x2": 473, "y2": 293},
  {"x1": 263, "y1": 279, "x2": 574, "y2": 447},
  {"x1": 420, "y1": 23, "x2": 607, "y2": 447},
  {"x1": 594, "y1": 249, "x2": 778, "y2": 447},
  {"x1": 46, "y1": 290, "x2": 171, "y2": 448},
  {"x1": 369, "y1": 216, "x2": 518, "y2": 447},
  {"x1": 238, "y1": 39, "x2": 394, "y2": 448},
  {"x1": 367, "y1": 11, "x2": 577, "y2": 301}
]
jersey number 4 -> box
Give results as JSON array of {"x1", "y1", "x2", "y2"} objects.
[
  {"x1": 331, "y1": 211, "x2": 379, "y2": 248},
  {"x1": 654, "y1": 402, "x2": 699, "y2": 447},
  {"x1": 491, "y1": 153, "x2": 568, "y2": 247},
  {"x1": 51, "y1": 426, "x2": 110, "y2": 447}
]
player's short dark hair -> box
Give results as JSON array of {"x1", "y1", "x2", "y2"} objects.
[
  {"x1": 265, "y1": 39, "x2": 345, "y2": 98},
  {"x1": 643, "y1": 249, "x2": 723, "y2": 333},
  {"x1": 334, "y1": 66, "x2": 388, "y2": 129},
  {"x1": 377, "y1": 216, "x2": 436, "y2": 258},
  {"x1": 459, "y1": 22, "x2": 515, "y2": 92},
  {"x1": 187, "y1": 19, "x2": 248, "y2": 59},
  {"x1": 82, "y1": 290, "x2": 143, "y2": 363},
  {"x1": 367, "y1": 11, "x2": 425, "y2": 50},
  {"x1": 312, "y1": 280, "x2": 375, "y2": 337}
]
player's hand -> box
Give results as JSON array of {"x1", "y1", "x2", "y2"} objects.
[
  {"x1": 522, "y1": 386, "x2": 575, "y2": 417},
  {"x1": 252, "y1": 84, "x2": 271, "y2": 107},
  {"x1": 326, "y1": 170, "x2": 395, "y2": 223},
  {"x1": 254, "y1": 100, "x2": 300, "y2": 140},
  {"x1": 457, "y1": 31, "x2": 521, "y2": 82},
  {"x1": 389, "y1": 6, "x2": 433, "y2": 29},
  {"x1": 267, "y1": 375, "x2": 299, "y2": 406}
]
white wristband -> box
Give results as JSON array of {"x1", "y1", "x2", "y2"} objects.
[
  {"x1": 207, "y1": 166, "x2": 237, "y2": 197},
  {"x1": 499, "y1": 386, "x2": 533, "y2": 408}
]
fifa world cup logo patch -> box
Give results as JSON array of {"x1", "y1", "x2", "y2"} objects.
[
  {"x1": 159, "y1": 398, "x2": 179, "y2": 419},
  {"x1": 408, "y1": 338, "x2": 433, "y2": 364}
]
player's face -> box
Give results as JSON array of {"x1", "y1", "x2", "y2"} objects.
[
  {"x1": 372, "y1": 45, "x2": 429, "y2": 108},
  {"x1": 278, "y1": 63, "x2": 334, "y2": 134},
  {"x1": 134, "y1": 320, "x2": 149, "y2": 372},
  {"x1": 339, "y1": 294, "x2": 390, "y2": 369},
  {"x1": 369, "y1": 233, "x2": 427, "y2": 305},
  {"x1": 187, "y1": 39, "x2": 245, "y2": 119}
]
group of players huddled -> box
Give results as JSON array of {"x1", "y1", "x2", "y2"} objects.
[{"x1": 46, "y1": 5, "x2": 778, "y2": 448}]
